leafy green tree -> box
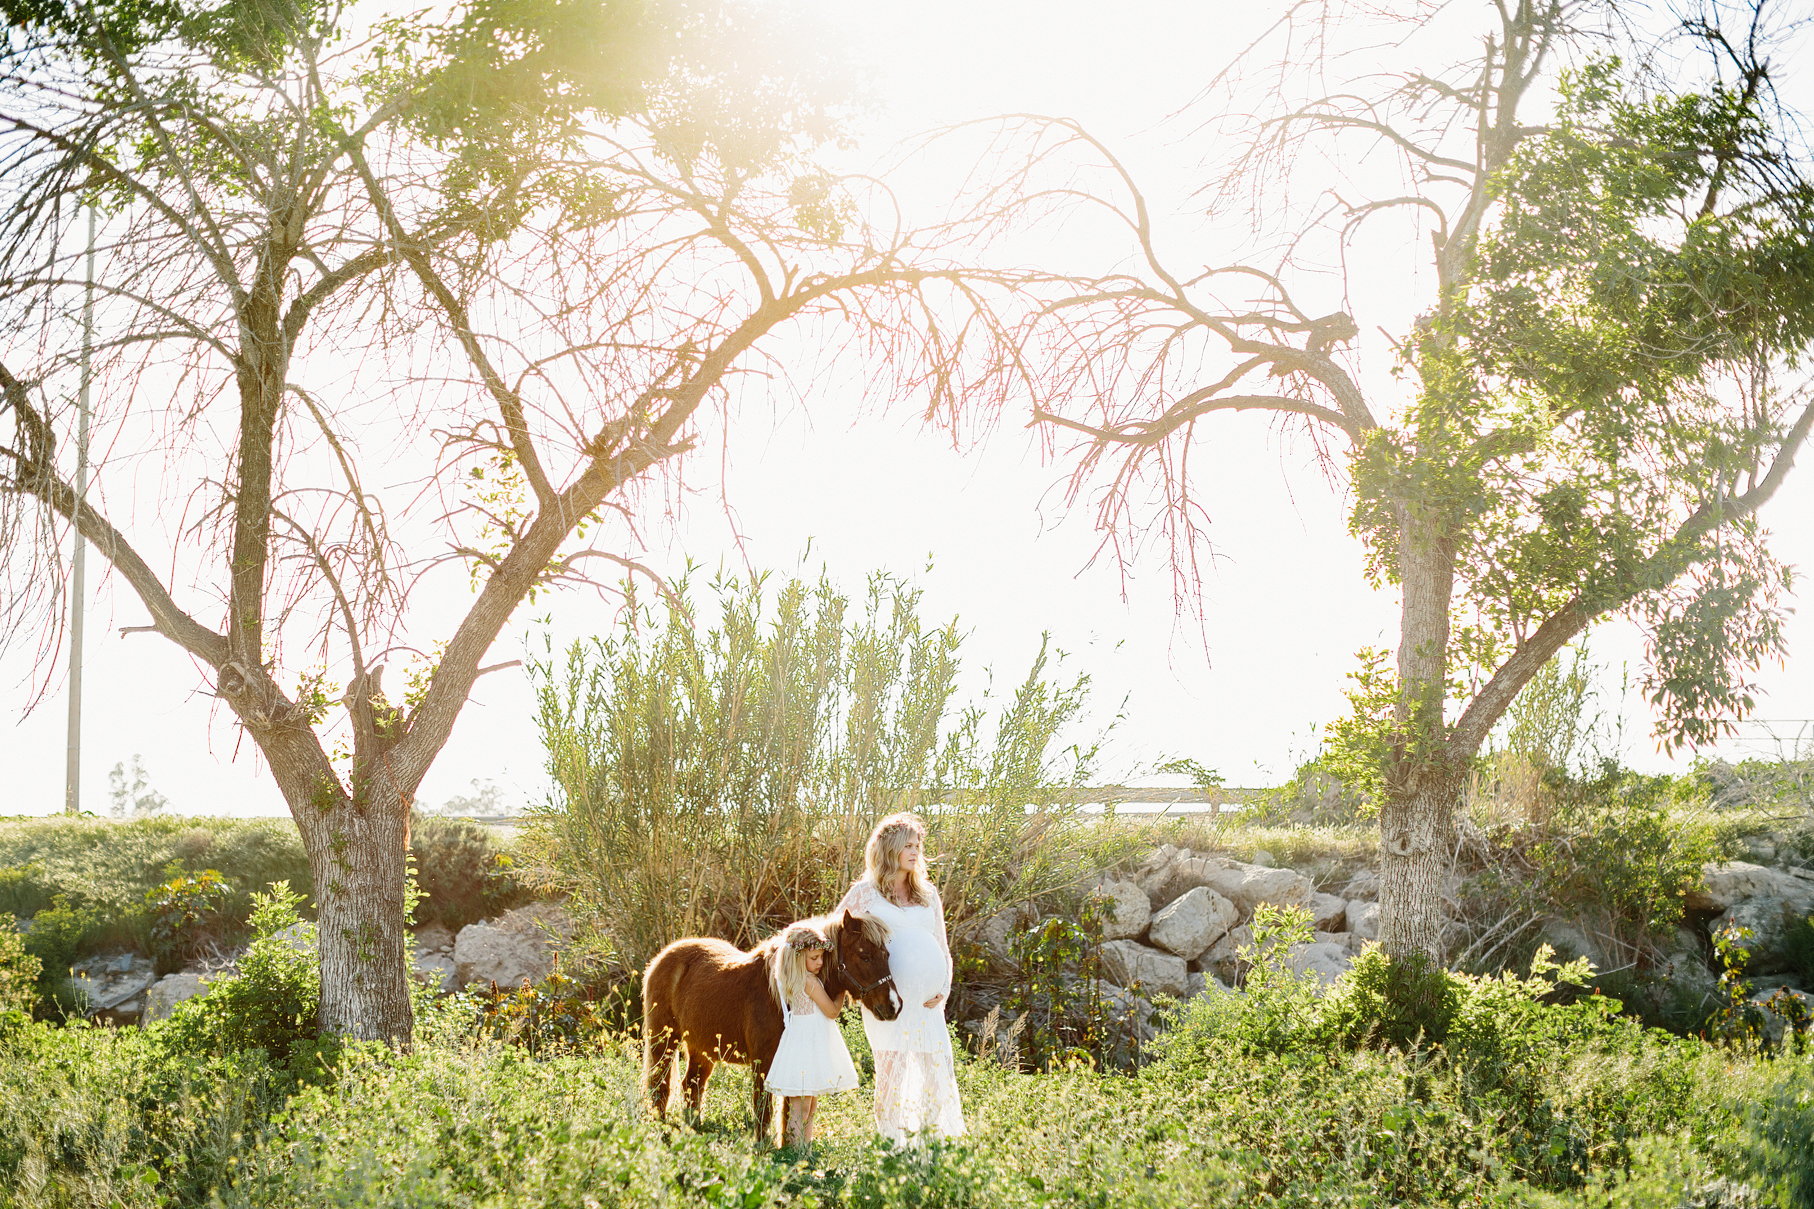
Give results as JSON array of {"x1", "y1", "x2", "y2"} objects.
[
  {"x1": 0, "y1": 0, "x2": 1027, "y2": 1042},
  {"x1": 1012, "y1": 1, "x2": 1814, "y2": 957}
]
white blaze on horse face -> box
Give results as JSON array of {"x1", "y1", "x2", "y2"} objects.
[{"x1": 887, "y1": 985, "x2": 903, "y2": 1016}]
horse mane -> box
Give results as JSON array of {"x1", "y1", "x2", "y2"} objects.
[{"x1": 825, "y1": 911, "x2": 888, "y2": 948}]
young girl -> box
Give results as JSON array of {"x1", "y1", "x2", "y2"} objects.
[{"x1": 767, "y1": 919, "x2": 860, "y2": 1148}]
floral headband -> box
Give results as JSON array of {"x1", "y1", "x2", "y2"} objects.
[{"x1": 785, "y1": 931, "x2": 832, "y2": 952}]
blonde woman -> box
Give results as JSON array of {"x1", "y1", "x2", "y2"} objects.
[{"x1": 835, "y1": 812, "x2": 966, "y2": 1143}]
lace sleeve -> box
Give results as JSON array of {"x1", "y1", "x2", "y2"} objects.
[
  {"x1": 835, "y1": 879, "x2": 880, "y2": 919},
  {"x1": 838, "y1": 879, "x2": 911, "y2": 931}
]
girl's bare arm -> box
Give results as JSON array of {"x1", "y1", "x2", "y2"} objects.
[{"x1": 804, "y1": 974, "x2": 844, "y2": 1019}]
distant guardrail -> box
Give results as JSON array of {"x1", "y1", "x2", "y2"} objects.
[{"x1": 452, "y1": 787, "x2": 1261, "y2": 827}]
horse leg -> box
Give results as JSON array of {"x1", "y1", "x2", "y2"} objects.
[
  {"x1": 753, "y1": 1069, "x2": 774, "y2": 1148},
  {"x1": 644, "y1": 1026, "x2": 679, "y2": 1119},
  {"x1": 681, "y1": 1052, "x2": 714, "y2": 1123}
]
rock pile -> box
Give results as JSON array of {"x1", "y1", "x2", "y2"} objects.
[
  {"x1": 70, "y1": 953, "x2": 158, "y2": 1023},
  {"x1": 451, "y1": 903, "x2": 573, "y2": 991},
  {"x1": 1688, "y1": 862, "x2": 1814, "y2": 974},
  {"x1": 965, "y1": 844, "x2": 1384, "y2": 1012},
  {"x1": 1103, "y1": 844, "x2": 1379, "y2": 994}
]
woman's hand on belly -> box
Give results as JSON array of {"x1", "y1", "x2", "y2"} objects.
[{"x1": 923, "y1": 993, "x2": 945, "y2": 1009}]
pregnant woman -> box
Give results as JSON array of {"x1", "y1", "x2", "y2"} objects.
[{"x1": 836, "y1": 812, "x2": 967, "y2": 1143}]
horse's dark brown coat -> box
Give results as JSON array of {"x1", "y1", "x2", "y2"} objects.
[{"x1": 642, "y1": 908, "x2": 898, "y2": 1142}]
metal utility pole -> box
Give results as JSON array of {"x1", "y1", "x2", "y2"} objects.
[{"x1": 64, "y1": 204, "x2": 94, "y2": 816}]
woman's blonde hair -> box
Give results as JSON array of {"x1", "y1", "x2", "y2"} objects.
[
  {"x1": 863, "y1": 811, "x2": 932, "y2": 907},
  {"x1": 771, "y1": 919, "x2": 831, "y2": 1009}
]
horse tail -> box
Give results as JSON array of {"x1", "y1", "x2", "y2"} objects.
[{"x1": 642, "y1": 945, "x2": 684, "y2": 1097}]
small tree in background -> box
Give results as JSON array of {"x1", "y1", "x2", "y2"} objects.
[{"x1": 997, "y1": 0, "x2": 1814, "y2": 958}]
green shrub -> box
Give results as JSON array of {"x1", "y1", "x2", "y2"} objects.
[
  {"x1": 1786, "y1": 912, "x2": 1814, "y2": 985},
  {"x1": 409, "y1": 812, "x2": 530, "y2": 930},
  {"x1": 1531, "y1": 763, "x2": 1727, "y2": 940},
  {"x1": 0, "y1": 816, "x2": 315, "y2": 963},
  {"x1": 21, "y1": 893, "x2": 107, "y2": 1016},
  {"x1": 160, "y1": 882, "x2": 320, "y2": 1064},
  {"x1": 1720, "y1": 1054, "x2": 1814, "y2": 1209},
  {"x1": 145, "y1": 866, "x2": 238, "y2": 970},
  {"x1": 0, "y1": 860, "x2": 55, "y2": 917},
  {"x1": 0, "y1": 1014, "x2": 289, "y2": 1207},
  {"x1": 1000, "y1": 892, "x2": 1151, "y2": 1071},
  {"x1": 1323, "y1": 945, "x2": 1465, "y2": 1049},
  {"x1": 0, "y1": 912, "x2": 40, "y2": 1031}
]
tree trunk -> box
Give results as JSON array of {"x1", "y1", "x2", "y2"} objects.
[
  {"x1": 1377, "y1": 771, "x2": 1460, "y2": 960},
  {"x1": 299, "y1": 780, "x2": 415, "y2": 1045},
  {"x1": 295, "y1": 775, "x2": 415, "y2": 1044},
  {"x1": 1379, "y1": 506, "x2": 1459, "y2": 961}
]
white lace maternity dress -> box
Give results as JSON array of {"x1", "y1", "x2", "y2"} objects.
[{"x1": 836, "y1": 878, "x2": 967, "y2": 1142}]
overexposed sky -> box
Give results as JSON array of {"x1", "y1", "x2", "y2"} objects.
[{"x1": 7, "y1": 0, "x2": 1814, "y2": 818}]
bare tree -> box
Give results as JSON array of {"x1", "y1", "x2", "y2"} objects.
[
  {"x1": 0, "y1": 0, "x2": 1029, "y2": 1041},
  {"x1": 998, "y1": 0, "x2": 1814, "y2": 958}
]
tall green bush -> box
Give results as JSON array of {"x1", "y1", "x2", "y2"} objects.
[
  {"x1": 1531, "y1": 765, "x2": 1725, "y2": 942},
  {"x1": 0, "y1": 816, "x2": 314, "y2": 932},
  {"x1": 408, "y1": 812, "x2": 530, "y2": 930},
  {"x1": 526, "y1": 567, "x2": 1106, "y2": 974}
]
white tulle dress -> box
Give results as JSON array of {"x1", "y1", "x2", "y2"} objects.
[
  {"x1": 836, "y1": 878, "x2": 967, "y2": 1142},
  {"x1": 766, "y1": 987, "x2": 860, "y2": 1096}
]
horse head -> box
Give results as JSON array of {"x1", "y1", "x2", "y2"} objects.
[{"x1": 829, "y1": 908, "x2": 900, "y2": 1020}]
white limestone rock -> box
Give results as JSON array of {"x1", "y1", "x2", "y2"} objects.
[
  {"x1": 1312, "y1": 892, "x2": 1348, "y2": 932},
  {"x1": 1285, "y1": 941, "x2": 1353, "y2": 988},
  {"x1": 1346, "y1": 900, "x2": 1381, "y2": 942},
  {"x1": 1202, "y1": 923, "x2": 1254, "y2": 967},
  {"x1": 413, "y1": 951, "x2": 459, "y2": 994},
  {"x1": 1717, "y1": 895, "x2": 1814, "y2": 976},
  {"x1": 144, "y1": 973, "x2": 211, "y2": 1023},
  {"x1": 71, "y1": 954, "x2": 157, "y2": 1016},
  {"x1": 1132, "y1": 845, "x2": 1189, "y2": 908},
  {"x1": 412, "y1": 922, "x2": 456, "y2": 954},
  {"x1": 1539, "y1": 917, "x2": 1612, "y2": 974},
  {"x1": 1751, "y1": 986, "x2": 1814, "y2": 1049},
  {"x1": 453, "y1": 903, "x2": 572, "y2": 990},
  {"x1": 1341, "y1": 870, "x2": 1381, "y2": 902},
  {"x1": 1095, "y1": 980, "x2": 1160, "y2": 1042},
  {"x1": 1148, "y1": 886, "x2": 1238, "y2": 961},
  {"x1": 1182, "y1": 970, "x2": 1238, "y2": 999},
  {"x1": 1086, "y1": 878, "x2": 1153, "y2": 941},
  {"x1": 1098, "y1": 939, "x2": 1191, "y2": 999},
  {"x1": 1155, "y1": 855, "x2": 1315, "y2": 917},
  {"x1": 1688, "y1": 862, "x2": 1814, "y2": 913}
]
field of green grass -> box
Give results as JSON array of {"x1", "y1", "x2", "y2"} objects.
[{"x1": 5, "y1": 914, "x2": 1813, "y2": 1209}]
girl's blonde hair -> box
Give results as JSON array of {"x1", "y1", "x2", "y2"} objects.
[
  {"x1": 771, "y1": 919, "x2": 832, "y2": 1009},
  {"x1": 863, "y1": 811, "x2": 932, "y2": 907}
]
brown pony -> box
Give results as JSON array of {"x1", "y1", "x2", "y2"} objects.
[{"x1": 642, "y1": 909, "x2": 899, "y2": 1141}]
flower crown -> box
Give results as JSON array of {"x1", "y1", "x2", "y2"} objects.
[{"x1": 785, "y1": 931, "x2": 832, "y2": 952}]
